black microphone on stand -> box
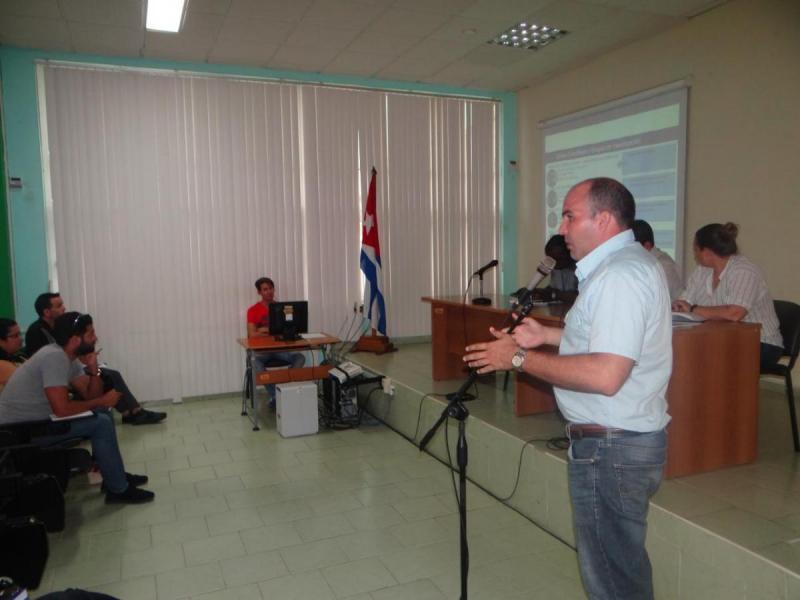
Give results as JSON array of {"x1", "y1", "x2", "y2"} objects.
[
  {"x1": 473, "y1": 259, "x2": 498, "y2": 277},
  {"x1": 471, "y1": 259, "x2": 498, "y2": 306}
]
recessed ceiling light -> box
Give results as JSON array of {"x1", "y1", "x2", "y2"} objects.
[
  {"x1": 146, "y1": 0, "x2": 188, "y2": 33},
  {"x1": 488, "y1": 20, "x2": 567, "y2": 50}
]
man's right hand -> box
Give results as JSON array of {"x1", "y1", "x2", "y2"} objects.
[
  {"x1": 512, "y1": 317, "x2": 551, "y2": 349},
  {"x1": 100, "y1": 389, "x2": 123, "y2": 408}
]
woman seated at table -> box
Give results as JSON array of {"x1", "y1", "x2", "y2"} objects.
[
  {"x1": 672, "y1": 222, "x2": 783, "y2": 368},
  {"x1": 0, "y1": 318, "x2": 25, "y2": 392}
]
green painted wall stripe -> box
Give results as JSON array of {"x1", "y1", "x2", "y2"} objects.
[{"x1": 0, "y1": 93, "x2": 15, "y2": 318}]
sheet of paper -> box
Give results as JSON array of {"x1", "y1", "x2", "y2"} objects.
[
  {"x1": 300, "y1": 333, "x2": 326, "y2": 339},
  {"x1": 50, "y1": 410, "x2": 94, "y2": 421}
]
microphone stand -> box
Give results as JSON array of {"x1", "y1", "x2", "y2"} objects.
[
  {"x1": 419, "y1": 293, "x2": 538, "y2": 600},
  {"x1": 471, "y1": 273, "x2": 491, "y2": 306}
]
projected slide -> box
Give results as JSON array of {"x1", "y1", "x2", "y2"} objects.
[{"x1": 542, "y1": 88, "x2": 687, "y2": 260}]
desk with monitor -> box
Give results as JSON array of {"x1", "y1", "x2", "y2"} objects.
[
  {"x1": 237, "y1": 333, "x2": 339, "y2": 430},
  {"x1": 422, "y1": 295, "x2": 761, "y2": 478}
]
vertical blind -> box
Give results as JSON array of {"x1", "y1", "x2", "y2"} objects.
[{"x1": 39, "y1": 62, "x2": 498, "y2": 402}]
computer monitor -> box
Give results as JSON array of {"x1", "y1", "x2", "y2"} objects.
[{"x1": 268, "y1": 301, "x2": 308, "y2": 341}]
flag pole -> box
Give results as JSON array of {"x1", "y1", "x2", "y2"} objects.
[{"x1": 355, "y1": 166, "x2": 396, "y2": 355}]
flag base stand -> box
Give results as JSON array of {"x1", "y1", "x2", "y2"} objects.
[{"x1": 352, "y1": 330, "x2": 397, "y2": 355}]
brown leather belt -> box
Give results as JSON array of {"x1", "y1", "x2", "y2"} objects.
[{"x1": 566, "y1": 423, "x2": 630, "y2": 440}]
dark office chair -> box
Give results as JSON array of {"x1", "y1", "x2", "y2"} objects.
[{"x1": 761, "y1": 300, "x2": 800, "y2": 452}]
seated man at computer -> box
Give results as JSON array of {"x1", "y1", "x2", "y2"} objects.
[{"x1": 246, "y1": 277, "x2": 305, "y2": 405}]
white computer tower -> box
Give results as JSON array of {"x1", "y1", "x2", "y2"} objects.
[{"x1": 276, "y1": 381, "x2": 319, "y2": 438}]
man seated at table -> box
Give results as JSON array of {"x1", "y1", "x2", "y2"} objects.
[
  {"x1": 247, "y1": 277, "x2": 305, "y2": 406},
  {"x1": 0, "y1": 312, "x2": 154, "y2": 504},
  {"x1": 26, "y1": 292, "x2": 165, "y2": 425},
  {"x1": 632, "y1": 219, "x2": 682, "y2": 301},
  {"x1": 532, "y1": 234, "x2": 578, "y2": 303}
]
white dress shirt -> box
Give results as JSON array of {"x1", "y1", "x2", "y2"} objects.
[
  {"x1": 680, "y1": 254, "x2": 783, "y2": 347},
  {"x1": 556, "y1": 230, "x2": 672, "y2": 432}
]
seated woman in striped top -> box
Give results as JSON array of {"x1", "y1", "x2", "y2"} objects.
[{"x1": 672, "y1": 222, "x2": 783, "y2": 368}]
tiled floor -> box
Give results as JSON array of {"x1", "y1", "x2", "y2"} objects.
[
  {"x1": 33, "y1": 395, "x2": 586, "y2": 599},
  {"x1": 353, "y1": 343, "x2": 800, "y2": 577}
]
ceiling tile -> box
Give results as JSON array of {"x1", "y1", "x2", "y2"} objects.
[
  {"x1": 217, "y1": 16, "x2": 294, "y2": 43},
  {"x1": 390, "y1": 0, "x2": 478, "y2": 16},
  {"x1": 401, "y1": 37, "x2": 478, "y2": 62},
  {"x1": 68, "y1": 21, "x2": 144, "y2": 56},
  {"x1": 346, "y1": 30, "x2": 422, "y2": 56},
  {"x1": 228, "y1": 0, "x2": 313, "y2": 22},
  {"x1": 369, "y1": 8, "x2": 452, "y2": 37},
  {"x1": 143, "y1": 12, "x2": 224, "y2": 62},
  {"x1": 268, "y1": 45, "x2": 336, "y2": 71},
  {"x1": 461, "y1": 43, "x2": 530, "y2": 68},
  {"x1": 0, "y1": 0, "x2": 61, "y2": 19},
  {"x1": 59, "y1": 0, "x2": 143, "y2": 28},
  {"x1": 430, "y1": 15, "x2": 516, "y2": 42},
  {"x1": 376, "y1": 54, "x2": 454, "y2": 80},
  {"x1": 423, "y1": 59, "x2": 494, "y2": 86},
  {"x1": 323, "y1": 49, "x2": 396, "y2": 76},
  {"x1": 0, "y1": 16, "x2": 72, "y2": 51},
  {"x1": 524, "y1": 0, "x2": 622, "y2": 33},
  {"x1": 301, "y1": 0, "x2": 387, "y2": 29},
  {"x1": 188, "y1": 0, "x2": 232, "y2": 15},
  {"x1": 284, "y1": 22, "x2": 361, "y2": 51},
  {"x1": 581, "y1": 0, "x2": 727, "y2": 18},
  {"x1": 462, "y1": 0, "x2": 555, "y2": 23},
  {"x1": 578, "y1": 9, "x2": 680, "y2": 51},
  {"x1": 208, "y1": 37, "x2": 278, "y2": 67}
]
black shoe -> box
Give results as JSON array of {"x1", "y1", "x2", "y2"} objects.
[
  {"x1": 105, "y1": 485, "x2": 155, "y2": 504},
  {"x1": 101, "y1": 472, "x2": 149, "y2": 493},
  {"x1": 122, "y1": 409, "x2": 167, "y2": 425}
]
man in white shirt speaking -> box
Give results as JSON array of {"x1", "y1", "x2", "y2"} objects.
[{"x1": 464, "y1": 178, "x2": 672, "y2": 599}]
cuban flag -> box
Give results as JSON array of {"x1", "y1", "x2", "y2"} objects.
[{"x1": 360, "y1": 167, "x2": 387, "y2": 335}]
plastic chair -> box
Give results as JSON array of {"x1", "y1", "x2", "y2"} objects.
[{"x1": 761, "y1": 300, "x2": 800, "y2": 452}]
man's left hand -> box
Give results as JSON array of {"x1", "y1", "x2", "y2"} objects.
[{"x1": 463, "y1": 327, "x2": 519, "y2": 374}]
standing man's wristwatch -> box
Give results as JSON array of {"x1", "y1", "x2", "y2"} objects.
[{"x1": 511, "y1": 348, "x2": 527, "y2": 372}]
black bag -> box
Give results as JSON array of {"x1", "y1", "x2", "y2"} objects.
[
  {"x1": 0, "y1": 515, "x2": 49, "y2": 589},
  {"x1": 4, "y1": 472, "x2": 65, "y2": 532}
]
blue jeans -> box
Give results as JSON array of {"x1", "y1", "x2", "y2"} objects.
[
  {"x1": 33, "y1": 410, "x2": 128, "y2": 494},
  {"x1": 253, "y1": 351, "x2": 306, "y2": 399},
  {"x1": 568, "y1": 428, "x2": 666, "y2": 600}
]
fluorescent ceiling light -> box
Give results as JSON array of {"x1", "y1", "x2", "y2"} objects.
[
  {"x1": 488, "y1": 21, "x2": 567, "y2": 50},
  {"x1": 146, "y1": 0, "x2": 188, "y2": 33}
]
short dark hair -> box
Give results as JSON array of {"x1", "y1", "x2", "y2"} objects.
[
  {"x1": 0, "y1": 318, "x2": 17, "y2": 340},
  {"x1": 632, "y1": 220, "x2": 655, "y2": 246},
  {"x1": 695, "y1": 222, "x2": 739, "y2": 257},
  {"x1": 34, "y1": 292, "x2": 61, "y2": 317},
  {"x1": 584, "y1": 178, "x2": 635, "y2": 229},
  {"x1": 254, "y1": 277, "x2": 274, "y2": 290},
  {"x1": 53, "y1": 312, "x2": 93, "y2": 347}
]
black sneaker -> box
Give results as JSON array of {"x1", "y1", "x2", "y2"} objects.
[
  {"x1": 105, "y1": 486, "x2": 155, "y2": 504},
  {"x1": 122, "y1": 409, "x2": 167, "y2": 425},
  {"x1": 101, "y1": 472, "x2": 149, "y2": 493}
]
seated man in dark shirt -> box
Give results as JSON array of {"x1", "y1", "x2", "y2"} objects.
[
  {"x1": 26, "y1": 292, "x2": 165, "y2": 425},
  {"x1": 1, "y1": 312, "x2": 154, "y2": 504},
  {"x1": 532, "y1": 234, "x2": 578, "y2": 303}
]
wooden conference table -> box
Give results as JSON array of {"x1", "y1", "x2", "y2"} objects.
[
  {"x1": 237, "y1": 333, "x2": 339, "y2": 429},
  {"x1": 423, "y1": 295, "x2": 761, "y2": 478}
]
